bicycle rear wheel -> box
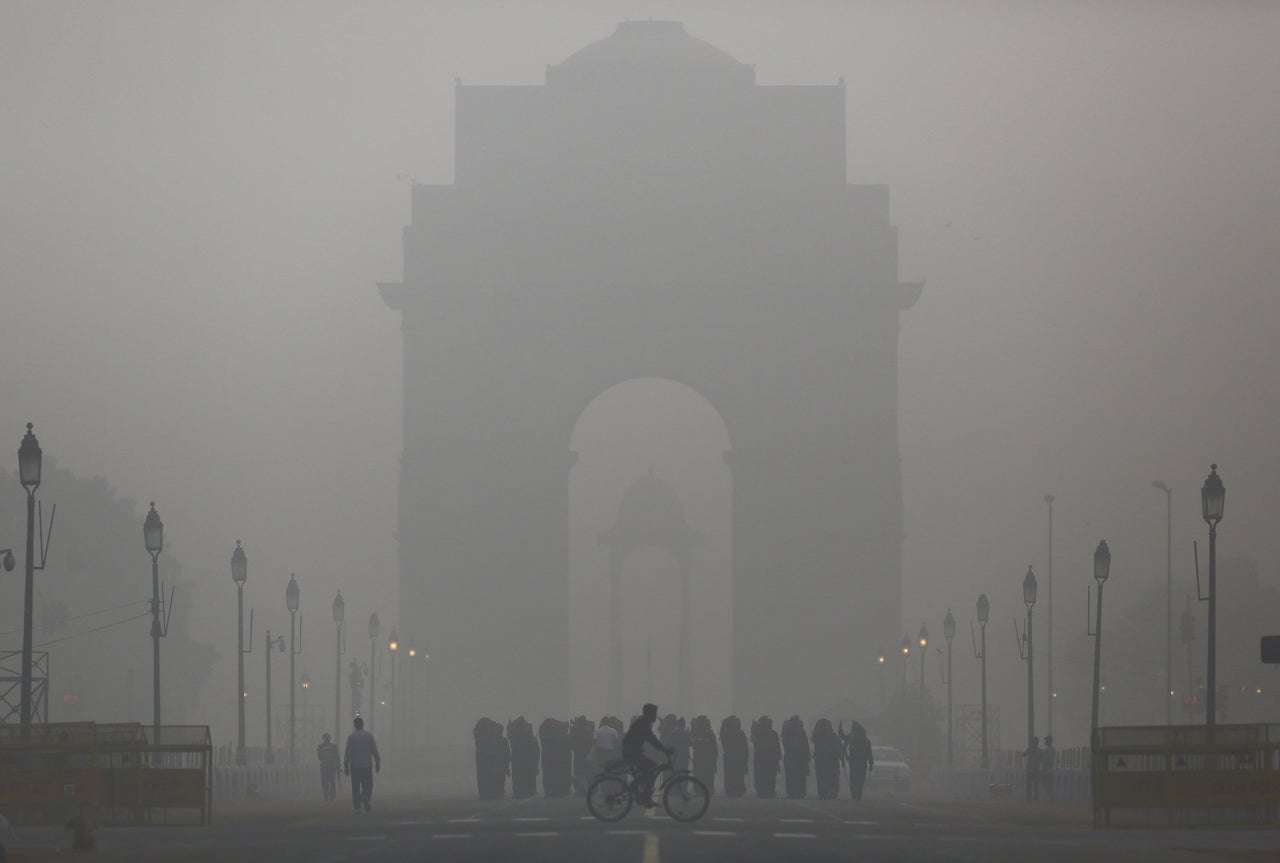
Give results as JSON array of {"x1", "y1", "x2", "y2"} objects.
[
  {"x1": 662, "y1": 774, "x2": 710, "y2": 822},
  {"x1": 587, "y1": 774, "x2": 633, "y2": 822}
]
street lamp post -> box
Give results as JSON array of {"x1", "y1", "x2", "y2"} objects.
[
  {"x1": 300, "y1": 673, "x2": 311, "y2": 742},
  {"x1": 943, "y1": 610, "x2": 955, "y2": 767},
  {"x1": 388, "y1": 629, "x2": 398, "y2": 746},
  {"x1": 333, "y1": 591, "x2": 345, "y2": 737},
  {"x1": 876, "y1": 652, "x2": 886, "y2": 711},
  {"x1": 1022, "y1": 566, "x2": 1037, "y2": 760},
  {"x1": 899, "y1": 635, "x2": 910, "y2": 694},
  {"x1": 406, "y1": 645, "x2": 417, "y2": 750},
  {"x1": 264, "y1": 630, "x2": 285, "y2": 762},
  {"x1": 286, "y1": 574, "x2": 301, "y2": 763},
  {"x1": 368, "y1": 614, "x2": 380, "y2": 731},
  {"x1": 976, "y1": 594, "x2": 990, "y2": 769},
  {"x1": 1153, "y1": 480, "x2": 1173, "y2": 725},
  {"x1": 1201, "y1": 465, "x2": 1225, "y2": 726},
  {"x1": 143, "y1": 502, "x2": 165, "y2": 746},
  {"x1": 917, "y1": 624, "x2": 928, "y2": 762},
  {"x1": 18, "y1": 424, "x2": 42, "y2": 733},
  {"x1": 1090, "y1": 540, "x2": 1111, "y2": 735},
  {"x1": 231, "y1": 541, "x2": 250, "y2": 764},
  {"x1": 1044, "y1": 494, "x2": 1054, "y2": 738}
]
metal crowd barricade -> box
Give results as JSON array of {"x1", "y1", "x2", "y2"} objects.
[
  {"x1": 1091, "y1": 723, "x2": 1280, "y2": 827},
  {"x1": 0, "y1": 722, "x2": 213, "y2": 826}
]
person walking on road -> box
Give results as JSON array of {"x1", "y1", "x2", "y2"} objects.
[
  {"x1": 781, "y1": 715, "x2": 811, "y2": 799},
  {"x1": 841, "y1": 721, "x2": 874, "y2": 801},
  {"x1": 720, "y1": 716, "x2": 749, "y2": 798},
  {"x1": 316, "y1": 732, "x2": 340, "y2": 801},
  {"x1": 343, "y1": 716, "x2": 381, "y2": 814},
  {"x1": 751, "y1": 716, "x2": 781, "y2": 798},
  {"x1": 1022, "y1": 736, "x2": 1041, "y2": 802},
  {"x1": 1039, "y1": 736, "x2": 1056, "y2": 803},
  {"x1": 811, "y1": 718, "x2": 843, "y2": 800}
]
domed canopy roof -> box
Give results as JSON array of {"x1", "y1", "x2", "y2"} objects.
[
  {"x1": 555, "y1": 21, "x2": 747, "y2": 76},
  {"x1": 600, "y1": 471, "x2": 702, "y2": 554}
]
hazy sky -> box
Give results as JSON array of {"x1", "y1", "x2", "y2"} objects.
[{"x1": 2, "y1": 1, "x2": 1278, "y2": 742}]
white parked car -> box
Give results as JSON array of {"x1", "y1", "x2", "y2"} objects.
[{"x1": 865, "y1": 745, "x2": 911, "y2": 793}]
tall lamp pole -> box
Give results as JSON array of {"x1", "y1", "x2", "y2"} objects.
[
  {"x1": 1200, "y1": 465, "x2": 1225, "y2": 726},
  {"x1": 899, "y1": 635, "x2": 910, "y2": 694},
  {"x1": 143, "y1": 502, "x2": 165, "y2": 746},
  {"x1": 943, "y1": 610, "x2": 955, "y2": 767},
  {"x1": 917, "y1": 624, "x2": 928, "y2": 760},
  {"x1": 17, "y1": 424, "x2": 42, "y2": 733},
  {"x1": 1043, "y1": 494, "x2": 1054, "y2": 738},
  {"x1": 388, "y1": 629, "x2": 398, "y2": 746},
  {"x1": 333, "y1": 590, "x2": 345, "y2": 736},
  {"x1": 300, "y1": 674, "x2": 311, "y2": 742},
  {"x1": 976, "y1": 594, "x2": 990, "y2": 769},
  {"x1": 231, "y1": 541, "x2": 250, "y2": 764},
  {"x1": 876, "y1": 652, "x2": 886, "y2": 711},
  {"x1": 264, "y1": 630, "x2": 284, "y2": 761},
  {"x1": 1089, "y1": 540, "x2": 1111, "y2": 735},
  {"x1": 406, "y1": 645, "x2": 418, "y2": 750},
  {"x1": 368, "y1": 614, "x2": 380, "y2": 730},
  {"x1": 1022, "y1": 566, "x2": 1037, "y2": 758},
  {"x1": 1153, "y1": 481, "x2": 1173, "y2": 724},
  {"x1": 286, "y1": 574, "x2": 301, "y2": 763}
]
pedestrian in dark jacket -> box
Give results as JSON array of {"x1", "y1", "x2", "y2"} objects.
[
  {"x1": 781, "y1": 715, "x2": 811, "y2": 799},
  {"x1": 689, "y1": 715, "x2": 718, "y2": 795},
  {"x1": 720, "y1": 716, "x2": 749, "y2": 798},
  {"x1": 751, "y1": 716, "x2": 781, "y2": 798},
  {"x1": 508, "y1": 717, "x2": 540, "y2": 799},
  {"x1": 316, "y1": 732, "x2": 340, "y2": 801},
  {"x1": 811, "y1": 718, "x2": 843, "y2": 799}
]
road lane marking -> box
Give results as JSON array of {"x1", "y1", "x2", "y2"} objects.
[
  {"x1": 514, "y1": 831, "x2": 559, "y2": 837},
  {"x1": 432, "y1": 833, "x2": 471, "y2": 839},
  {"x1": 643, "y1": 832, "x2": 660, "y2": 863},
  {"x1": 774, "y1": 832, "x2": 817, "y2": 839},
  {"x1": 844, "y1": 820, "x2": 877, "y2": 825},
  {"x1": 693, "y1": 830, "x2": 735, "y2": 837},
  {"x1": 513, "y1": 816, "x2": 550, "y2": 821},
  {"x1": 780, "y1": 818, "x2": 814, "y2": 823},
  {"x1": 447, "y1": 818, "x2": 480, "y2": 823},
  {"x1": 711, "y1": 816, "x2": 744, "y2": 822},
  {"x1": 345, "y1": 834, "x2": 388, "y2": 841}
]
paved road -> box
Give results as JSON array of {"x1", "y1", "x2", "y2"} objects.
[{"x1": 9, "y1": 792, "x2": 1280, "y2": 862}]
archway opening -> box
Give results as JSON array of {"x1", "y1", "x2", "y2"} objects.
[{"x1": 569, "y1": 378, "x2": 732, "y2": 720}]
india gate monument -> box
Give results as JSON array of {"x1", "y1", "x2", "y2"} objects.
[{"x1": 379, "y1": 21, "x2": 920, "y2": 739}]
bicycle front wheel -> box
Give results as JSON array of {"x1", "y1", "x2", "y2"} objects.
[
  {"x1": 587, "y1": 774, "x2": 633, "y2": 822},
  {"x1": 662, "y1": 774, "x2": 710, "y2": 822}
]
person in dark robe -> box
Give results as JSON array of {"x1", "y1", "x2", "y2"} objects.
[
  {"x1": 841, "y1": 720, "x2": 874, "y2": 801},
  {"x1": 569, "y1": 716, "x2": 596, "y2": 796},
  {"x1": 507, "y1": 716, "x2": 540, "y2": 799},
  {"x1": 781, "y1": 716, "x2": 811, "y2": 799},
  {"x1": 689, "y1": 715, "x2": 718, "y2": 795},
  {"x1": 670, "y1": 717, "x2": 692, "y2": 772},
  {"x1": 751, "y1": 716, "x2": 781, "y2": 798},
  {"x1": 473, "y1": 717, "x2": 510, "y2": 800},
  {"x1": 720, "y1": 716, "x2": 748, "y2": 798},
  {"x1": 539, "y1": 718, "x2": 573, "y2": 797},
  {"x1": 658, "y1": 714, "x2": 678, "y2": 758},
  {"x1": 810, "y1": 718, "x2": 843, "y2": 800}
]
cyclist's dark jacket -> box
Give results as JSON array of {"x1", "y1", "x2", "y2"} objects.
[{"x1": 622, "y1": 717, "x2": 662, "y2": 762}]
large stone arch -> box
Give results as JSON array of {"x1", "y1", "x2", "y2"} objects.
[{"x1": 380, "y1": 21, "x2": 919, "y2": 743}]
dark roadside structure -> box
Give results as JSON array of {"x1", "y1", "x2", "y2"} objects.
[
  {"x1": 751, "y1": 716, "x2": 781, "y2": 798},
  {"x1": 720, "y1": 716, "x2": 749, "y2": 798}
]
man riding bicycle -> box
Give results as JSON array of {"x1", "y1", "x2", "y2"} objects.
[{"x1": 623, "y1": 703, "x2": 674, "y2": 806}]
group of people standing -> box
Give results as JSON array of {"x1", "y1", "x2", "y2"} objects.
[
  {"x1": 1021, "y1": 735, "x2": 1057, "y2": 803},
  {"x1": 473, "y1": 713, "x2": 875, "y2": 802}
]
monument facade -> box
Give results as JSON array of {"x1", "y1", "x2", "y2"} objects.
[{"x1": 380, "y1": 21, "x2": 919, "y2": 738}]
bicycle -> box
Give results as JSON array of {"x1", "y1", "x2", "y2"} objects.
[{"x1": 586, "y1": 759, "x2": 710, "y2": 823}]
